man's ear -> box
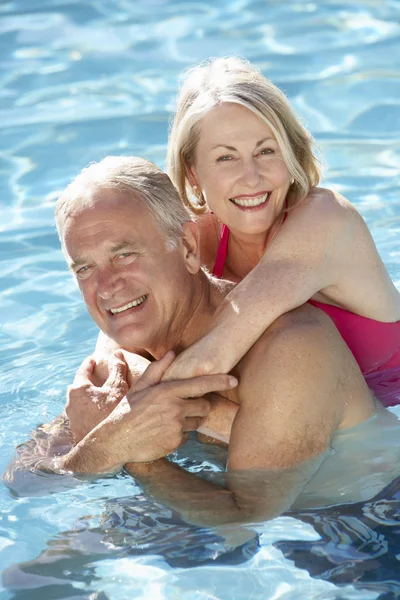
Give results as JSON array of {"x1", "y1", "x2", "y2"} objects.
[{"x1": 181, "y1": 221, "x2": 201, "y2": 274}]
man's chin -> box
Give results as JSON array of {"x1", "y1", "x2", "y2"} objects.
[{"x1": 106, "y1": 327, "x2": 152, "y2": 356}]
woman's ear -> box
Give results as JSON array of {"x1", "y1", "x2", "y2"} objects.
[
  {"x1": 186, "y1": 165, "x2": 198, "y2": 189},
  {"x1": 181, "y1": 221, "x2": 201, "y2": 274}
]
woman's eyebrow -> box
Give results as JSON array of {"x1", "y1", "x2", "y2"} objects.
[
  {"x1": 211, "y1": 144, "x2": 237, "y2": 151},
  {"x1": 211, "y1": 137, "x2": 275, "y2": 151},
  {"x1": 255, "y1": 137, "x2": 275, "y2": 148}
]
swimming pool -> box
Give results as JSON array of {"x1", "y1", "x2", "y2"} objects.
[{"x1": 1, "y1": 0, "x2": 400, "y2": 598}]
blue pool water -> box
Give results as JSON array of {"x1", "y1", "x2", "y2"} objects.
[{"x1": 1, "y1": 0, "x2": 400, "y2": 598}]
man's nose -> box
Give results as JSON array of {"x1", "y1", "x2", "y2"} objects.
[
  {"x1": 97, "y1": 266, "x2": 124, "y2": 300},
  {"x1": 240, "y1": 158, "x2": 261, "y2": 188}
]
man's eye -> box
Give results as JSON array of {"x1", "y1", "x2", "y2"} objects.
[
  {"x1": 76, "y1": 265, "x2": 92, "y2": 279},
  {"x1": 117, "y1": 252, "x2": 138, "y2": 261}
]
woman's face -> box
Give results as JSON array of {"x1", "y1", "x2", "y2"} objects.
[{"x1": 189, "y1": 103, "x2": 292, "y2": 238}]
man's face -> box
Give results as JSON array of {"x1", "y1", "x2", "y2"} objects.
[{"x1": 61, "y1": 190, "x2": 193, "y2": 354}]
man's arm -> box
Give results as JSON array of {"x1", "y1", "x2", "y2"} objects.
[
  {"x1": 125, "y1": 454, "x2": 325, "y2": 526},
  {"x1": 3, "y1": 352, "x2": 143, "y2": 495},
  {"x1": 125, "y1": 309, "x2": 360, "y2": 524}
]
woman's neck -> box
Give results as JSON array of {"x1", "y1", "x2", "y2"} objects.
[{"x1": 224, "y1": 230, "x2": 269, "y2": 281}]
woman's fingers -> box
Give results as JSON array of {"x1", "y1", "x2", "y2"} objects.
[
  {"x1": 165, "y1": 373, "x2": 238, "y2": 399},
  {"x1": 131, "y1": 351, "x2": 176, "y2": 393}
]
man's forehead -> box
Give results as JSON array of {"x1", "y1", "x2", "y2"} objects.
[
  {"x1": 64, "y1": 189, "x2": 155, "y2": 230},
  {"x1": 61, "y1": 190, "x2": 165, "y2": 257}
]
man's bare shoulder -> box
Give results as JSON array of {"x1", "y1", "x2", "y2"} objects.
[
  {"x1": 229, "y1": 303, "x2": 343, "y2": 471},
  {"x1": 238, "y1": 303, "x2": 334, "y2": 370},
  {"x1": 234, "y1": 302, "x2": 375, "y2": 433}
]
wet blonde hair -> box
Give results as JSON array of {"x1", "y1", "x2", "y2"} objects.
[
  {"x1": 55, "y1": 156, "x2": 192, "y2": 249},
  {"x1": 167, "y1": 56, "x2": 321, "y2": 217}
]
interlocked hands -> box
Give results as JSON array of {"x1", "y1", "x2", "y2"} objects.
[{"x1": 65, "y1": 350, "x2": 238, "y2": 470}]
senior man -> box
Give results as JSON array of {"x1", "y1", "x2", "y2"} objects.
[{"x1": 6, "y1": 156, "x2": 382, "y2": 523}]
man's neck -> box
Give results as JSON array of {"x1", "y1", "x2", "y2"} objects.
[{"x1": 148, "y1": 271, "x2": 234, "y2": 359}]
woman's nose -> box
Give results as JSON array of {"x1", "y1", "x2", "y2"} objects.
[{"x1": 240, "y1": 158, "x2": 261, "y2": 188}]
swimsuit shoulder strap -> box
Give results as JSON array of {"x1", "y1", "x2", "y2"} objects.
[
  {"x1": 213, "y1": 224, "x2": 229, "y2": 278},
  {"x1": 213, "y1": 196, "x2": 288, "y2": 278}
]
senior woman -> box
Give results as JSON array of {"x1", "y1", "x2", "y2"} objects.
[{"x1": 162, "y1": 57, "x2": 400, "y2": 405}]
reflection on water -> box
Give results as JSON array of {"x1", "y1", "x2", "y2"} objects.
[
  {"x1": 3, "y1": 418, "x2": 400, "y2": 599},
  {"x1": 3, "y1": 476, "x2": 400, "y2": 600},
  {"x1": 295, "y1": 405, "x2": 400, "y2": 508},
  {"x1": 3, "y1": 494, "x2": 259, "y2": 598},
  {"x1": 281, "y1": 476, "x2": 400, "y2": 598}
]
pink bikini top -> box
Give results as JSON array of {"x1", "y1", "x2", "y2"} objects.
[{"x1": 212, "y1": 223, "x2": 400, "y2": 384}]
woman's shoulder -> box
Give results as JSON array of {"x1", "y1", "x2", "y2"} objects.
[
  {"x1": 301, "y1": 187, "x2": 354, "y2": 211},
  {"x1": 195, "y1": 211, "x2": 221, "y2": 271},
  {"x1": 293, "y1": 187, "x2": 363, "y2": 230}
]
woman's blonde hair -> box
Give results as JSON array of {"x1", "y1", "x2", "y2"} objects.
[{"x1": 167, "y1": 56, "x2": 321, "y2": 217}]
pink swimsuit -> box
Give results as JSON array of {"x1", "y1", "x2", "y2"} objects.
[{"x1": 213, "y1": 223, "x2": 400, "y2": 407}]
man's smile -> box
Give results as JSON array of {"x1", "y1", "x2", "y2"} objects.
[{"x1": 108, "y1": 294, "x2": 148, "y2": 315}]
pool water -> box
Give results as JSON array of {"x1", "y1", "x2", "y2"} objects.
[{"x1": 1, "y1": 0, "x2": 400, "y2": 598}]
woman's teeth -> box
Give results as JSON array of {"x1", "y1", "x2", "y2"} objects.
[
  {"x1": 110, "y1": 295, "x2": 147, "y2": 315},
  {"x1": 230, "y1": 192, "x2": 269, "y2": 207}
]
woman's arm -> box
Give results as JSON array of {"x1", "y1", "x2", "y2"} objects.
[{"x1": 163, "y1": 189, "x2": 395, "y2": 379}]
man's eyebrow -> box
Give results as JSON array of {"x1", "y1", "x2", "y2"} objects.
[
  {"x1": 68, "y1": 241, "x2": 138, "y2": 269},
  {"x1": 110, "y1": 241, "x2": 137, "y2": 253},
  {"x1": 211, "y1": 137, "x2": 275, "y2": 151},
  {"x1": 68, "y1": 257, "x2": 86, "y2": 269}
]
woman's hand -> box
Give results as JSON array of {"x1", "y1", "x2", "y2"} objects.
[{"x1": 162, "y1": 330, "x2": 235, "y2": 381}]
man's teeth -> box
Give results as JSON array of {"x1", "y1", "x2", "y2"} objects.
[
  {"x1": 110, "y1": 295, "x2": 147, "y2": 315},
  {"x1": 231, "y1": 192, "x2": 269, "y2": 207}
]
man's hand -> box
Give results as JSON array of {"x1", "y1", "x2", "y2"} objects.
[
  {"x1": 104, "y1": 351, "x2": 238, "y2": 464},
  {"x1": 60, "y1": 352, "x2": 238, "y2": 474},
  {"x1": 66, "y1": 351, "x2": 130, "y2": 444}
]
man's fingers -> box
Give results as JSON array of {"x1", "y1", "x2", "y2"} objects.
[
  {"x1": 73, "y1": 357, "x2": 96, "y2": 385},
  {"x1": 131, "y1": 351, "x2": 176, "y2": 393},
  {"x1": 183, "y1": 417, "x2": 204, "y2": 432},
  {"x1": 182, "y1": 397, "x2": 211, "y2": 418},
  {"x1": 106, "y1": 351, "x2": 129, "y2": 389},
  {"x1": 165, "y1": 374, "x2": 238, "y2": 399}
]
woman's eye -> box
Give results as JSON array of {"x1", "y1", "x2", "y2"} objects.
[
  {"x1": 216, "y1": 155, "x2": 233, "y2": 162},
  {"x1": 258, "y1": 147, "x2": 274, "y2": 156}
]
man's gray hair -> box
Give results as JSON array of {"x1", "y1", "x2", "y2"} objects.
[{"x1": 55, "y1": 156, "x2": 193, "y2": 247}]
